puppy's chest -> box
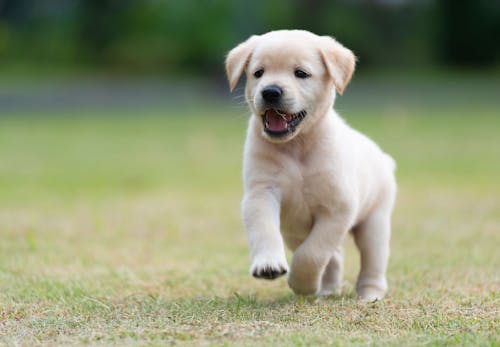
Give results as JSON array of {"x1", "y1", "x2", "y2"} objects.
[{"x1": 279, "y1": 160, "x2": 337, "y2": 236}]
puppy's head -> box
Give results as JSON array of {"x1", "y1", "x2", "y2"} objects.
[{"x1": 226, "y1": 30, "x2": 356, "y2": 143}]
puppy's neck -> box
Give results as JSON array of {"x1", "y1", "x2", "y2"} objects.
[{"x1": 294, "y1": 108, "x2": 339, "y2": 150}]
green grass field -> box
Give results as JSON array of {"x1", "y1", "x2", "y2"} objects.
[{"x1": 0, "y1": 89, "x2": 499, "y2": 345}]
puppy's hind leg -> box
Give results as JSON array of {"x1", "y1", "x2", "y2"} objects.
[
  {"x1": 353, "y1": 206, "x2": 392, "y2": 302},
  {"x1": 318, "y1": 246, "x2": 344, "y2": 296}
]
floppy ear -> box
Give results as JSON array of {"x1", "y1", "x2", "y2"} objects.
[
  {"x1": 225, "y1": 35, "x2": 259, "y2": 92},
  {"x1": 318, "y1": 36, "x2": 356, "y2": 95}
]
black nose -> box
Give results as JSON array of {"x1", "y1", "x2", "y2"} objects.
[{"x1": 261, "y1": 85, "x2": 283, "y2": 103}]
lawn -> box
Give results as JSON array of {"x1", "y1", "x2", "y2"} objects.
[{"x1": 0, "y1": 82, "x2": 499, "y2": 345}]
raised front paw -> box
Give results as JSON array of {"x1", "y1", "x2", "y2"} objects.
[{"x1": 250, "y1": 255, "x2": 289, "y2": 280}]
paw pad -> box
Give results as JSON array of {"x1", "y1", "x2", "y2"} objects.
[{"x1": 252, "y1": 266, "x2": 287, "y2": 280}]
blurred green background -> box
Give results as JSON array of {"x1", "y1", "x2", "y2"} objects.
[
  {"x1": 1, "y1": 0, "x2": 499, "y2": 109},
  {"x1": 1, "y1": 0, "x2": 500, "y2": 75},
  {"x1": 0, "y1": 0, "x2": 499, "y2": 196}
]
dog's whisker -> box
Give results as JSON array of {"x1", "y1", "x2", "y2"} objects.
[{"x1": 232, "y1": 94, "x2": 247, "y2": 101}]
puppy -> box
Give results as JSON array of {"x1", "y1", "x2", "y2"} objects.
[{"x1": 225, "y1": 30, "x2": 396, "y2": 301}]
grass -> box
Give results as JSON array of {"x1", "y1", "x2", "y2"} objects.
[{"x1": 0, "y1": 81, "x2": 499, "y2": 345}]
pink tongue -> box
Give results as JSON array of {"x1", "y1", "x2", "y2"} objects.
[{"x1": 265, "y1": 110, "x2": 288, "y2": 132}]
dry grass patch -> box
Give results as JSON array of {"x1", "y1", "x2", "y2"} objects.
[{"x1": 1, "y1": 105, "x2": 499, "y2": 345}]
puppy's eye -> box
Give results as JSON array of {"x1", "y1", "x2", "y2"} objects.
[
  {"x1": 294, "y1": 69, "x2": 310, "y2": 79},
  {"x1": 253, "y1": 69, "x2": 264, "y2": 78}
]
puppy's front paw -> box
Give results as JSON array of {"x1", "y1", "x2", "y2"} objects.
[
  {"x1": 287, "y1": 272, "x2": 320, "y2": 295},
  {"x1": 250, "y1": 255, "x2": 288, "y2": 280}
]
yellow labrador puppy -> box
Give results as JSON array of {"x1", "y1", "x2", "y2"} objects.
[{"x1": 225, "y1": 30, "x2": 396, "y2": 301}]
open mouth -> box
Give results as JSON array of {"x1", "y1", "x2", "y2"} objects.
[{"x1": 262, "y1": 109, "x2": 307, "y2": 137}]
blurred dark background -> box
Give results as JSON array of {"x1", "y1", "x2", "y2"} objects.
[
  {"x1": 1, "y1": 0, "x2": 499, "y2": 76},
  {"x1": 0, "y1": 0, "x2": 499, "y2": 112}
]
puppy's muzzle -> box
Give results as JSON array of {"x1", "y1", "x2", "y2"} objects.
[{"x1": 261, "y1": 85, "x2": 283, "y2": 104}]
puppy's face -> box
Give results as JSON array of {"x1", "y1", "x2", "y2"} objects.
[{"x1": 226, "y1": 30, "x2": 356, "y2": 143}]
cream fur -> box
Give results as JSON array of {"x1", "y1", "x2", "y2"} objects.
[{"x1": 226, "y1": 30, "x2": 396, "y2": 301}]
